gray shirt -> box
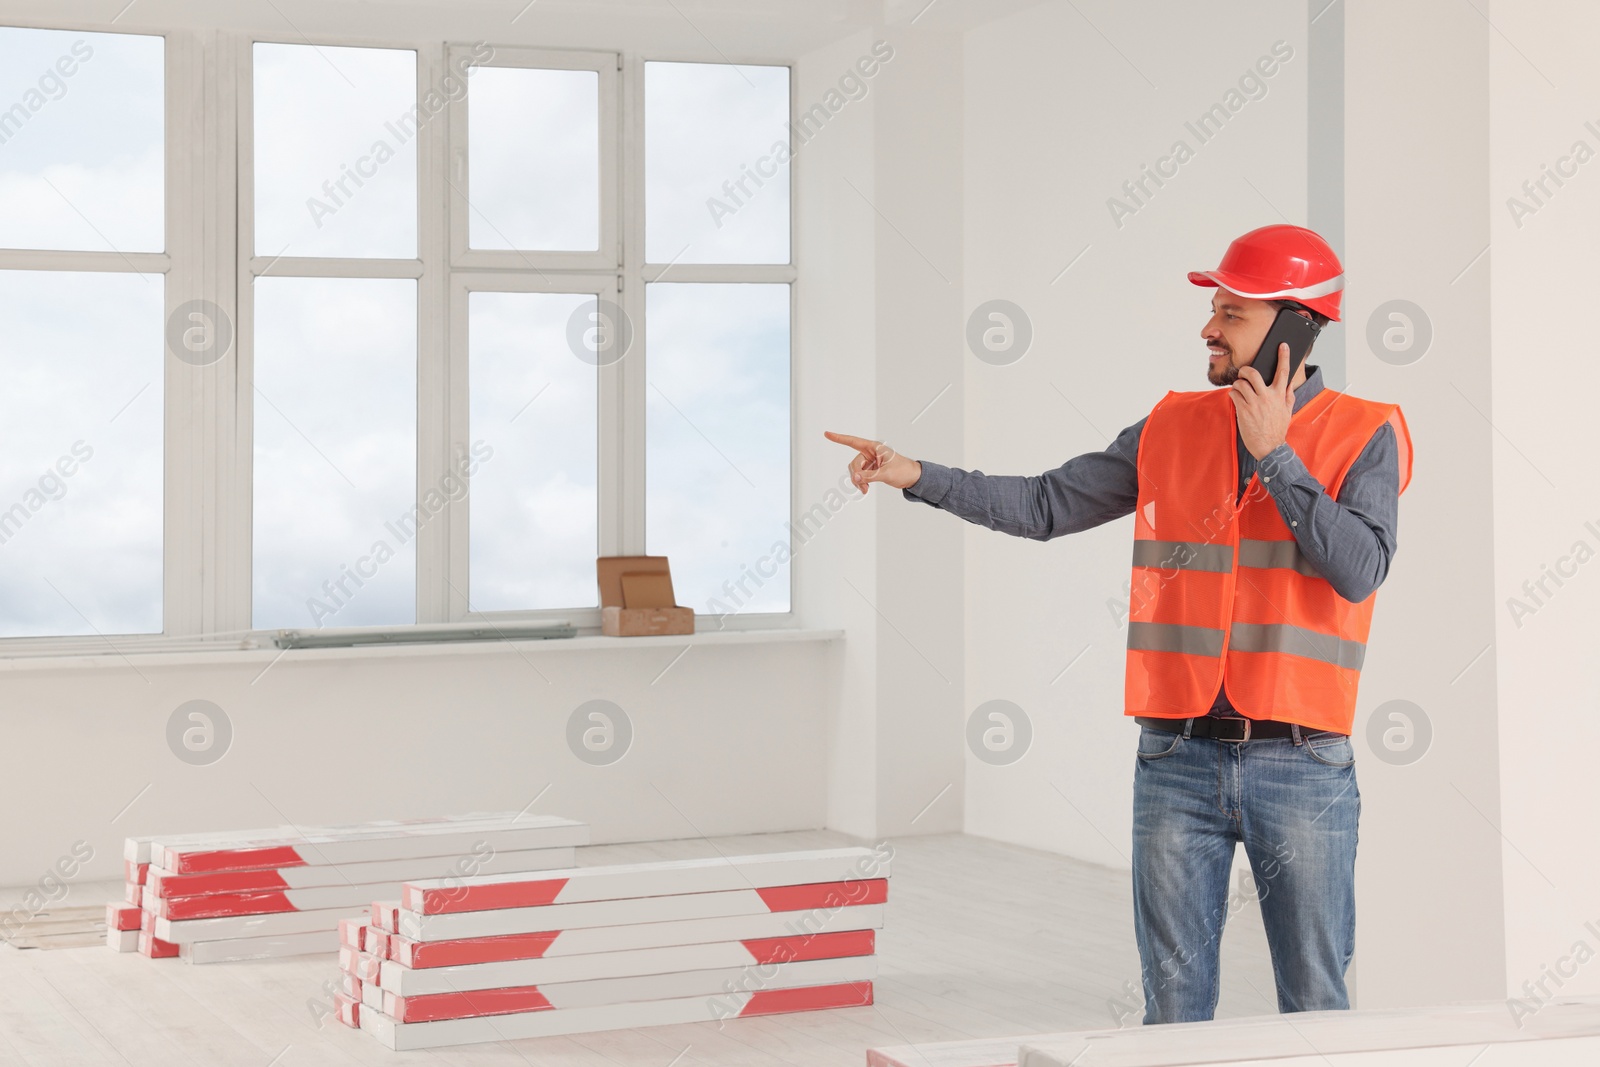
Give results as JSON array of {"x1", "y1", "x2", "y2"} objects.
[{"x1": 901, "y1": 363, "x2": 1401, "y2": 718}]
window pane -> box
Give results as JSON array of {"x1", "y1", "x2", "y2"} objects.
[
  {"x1": 0, "y1": 28, "x2": 163, "y2": 252},
  {"x1": 253, "y1": 278, "x2": 416, "y2": 629},
  {"x1": 0, "y1": 271, "x2": 163, "y2": 636},
  {"x1": 469, "y1": 67, "x2": 600, "y2": 252},
  {"x1": 646, "y1": 283, "x2": 789, "y2": 614},
  {"x1": 469, "y1": 291, "x2": 598, "y2": 611},
  {"x1": 646, "y1": 62, "x2": 789, "y2": 265},
  {"x1": 254, "y1": 44, "x2": 417, "y2": 259}
]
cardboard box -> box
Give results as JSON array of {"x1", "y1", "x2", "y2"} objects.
[{"x1": 596, "y1": 556, "x2": 694, "y2": 637}]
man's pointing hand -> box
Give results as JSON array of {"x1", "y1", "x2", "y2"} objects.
[{"x1": 824, "y1": 431, "x2": 922, "y2": 494}]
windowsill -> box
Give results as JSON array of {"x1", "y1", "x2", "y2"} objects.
[{"x1": 0, "y1": 626, "x2": 846, "y2": 674}]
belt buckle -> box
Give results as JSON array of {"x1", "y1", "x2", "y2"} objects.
[{"x1": 1219, "y1": 716, "x2": 1251, "y2": 742}]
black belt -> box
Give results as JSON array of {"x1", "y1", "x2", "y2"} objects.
[{"x1": 1136, "y1": 715, "x2": 1306, "y2": 742}]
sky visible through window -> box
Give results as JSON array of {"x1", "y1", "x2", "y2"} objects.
[
  {"x1": 645, "y1": 282, "x2": 790, "y2": 615},
  {"x1": 254, "y1": 42, "x2": 418, "y2": 260},
  {"x1": 469, "y1": 66, "x2": 599, "y2": 251},
  {"x1": 0, "y1": 27, "x2": 164, "y2": 637},
  {"x1": 253, "y1": 277, "x2": 417, "y2": 630},
  {"x1": 644, "y1": 61, "x2": 791, "y2": 614},
  {"x1": 469, "y1": 290, "x2": 600, "y2": 612}
]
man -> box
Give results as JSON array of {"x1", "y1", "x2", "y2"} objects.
[{"x1": 825, "y1": 224, "x2": 1414, "y2": 1024}]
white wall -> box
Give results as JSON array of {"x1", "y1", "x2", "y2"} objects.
[
  {"x1": 0, "y1": 637, "x2": 835, "y2": 885},
  {"x1": 1486, "y1": 0, "x2": 1600, "y2": 1005},
  {"x1": 794, "y1": 26, "x2": 887, "y2": 840},
  {"x1": 1342, "y1": 0, "x2": 1506, "y2": 1008},
  {"x1": 796, "y1": 17, "x2": 968, "y2": 840},
  {"x1": 868, "y1": 24, "x2": 968, "y2": 837},
  {"x1": 958, "y1": 0, "x2": 1307, "y2": 872}
]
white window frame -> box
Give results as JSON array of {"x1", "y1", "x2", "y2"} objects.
[
  {"x1": 0, "y1": 20, "x2": 801, "y2": 654},
  {"x1": 239, "y1": 32, "x2": 434, "y2": 633},
  {"x1": 446, "y1": 45, "x2": 619, "y2": 273},
  {"x1": 447, "y1": 271, "x2": 625, "y2": 630},
  {"x1": 440, "y1": 46, "x2": 623, "y2": 631},
  {"x1": 629, "y1": 56, "x2": 797, "y2": 627}
]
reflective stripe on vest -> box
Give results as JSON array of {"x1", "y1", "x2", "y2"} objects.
[
  {"x1": 1237, "y1": 538, "x2": 1322, "y2": 578},
  {"x1": 1228, "y1": 622, "x2": 1366, "y2": 670},
  {"x1": 1127, "y1": 621, "x2": 1225, "y2": 657},
  {"x1": 1131, "y1": 540, "x2": 1234, "y2": 573},
  {"x1": 1132, "y1": 538, "x2": 1324, "y2": 577},
  {"x1": 1129, "y1": 620, "x2": 1363, "y2": 670},
  {"x1": 1131, "y1": 537, "x2": 1321, "y2": 576}
]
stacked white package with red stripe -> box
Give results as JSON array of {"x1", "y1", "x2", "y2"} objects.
[
  {"x1": 111, "y1": 813, "x2": 588, "y2": 963},
  {"x1": 107, "y1": 853, "x2": 155, "y2": 953},
  {"x1": 111, "y1": 823, "x2": 305, "y2": 955},
  {"x1": 338, "y1": 845, "x2": 892, "y2": 1049}
]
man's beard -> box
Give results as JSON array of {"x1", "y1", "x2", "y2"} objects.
[{"x1": 1207, "y1": 351, "x2": 1240, "y2": 386}]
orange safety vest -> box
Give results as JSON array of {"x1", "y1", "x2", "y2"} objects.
[{"x1": 1125, "y1": 386, "x2": 1414, "y2": 736}]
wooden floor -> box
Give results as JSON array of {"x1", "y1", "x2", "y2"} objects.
[{"x1": 0, "y1": 831, "x2": 1277, "y2": 1066}]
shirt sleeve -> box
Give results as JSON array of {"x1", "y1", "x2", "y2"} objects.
[
  {"x1": 900, "y1": 417, "x2": 1145, "y2": 541},
  {"x1": 1255, "y1": 421, "x2": 1400, "y2": 602}
]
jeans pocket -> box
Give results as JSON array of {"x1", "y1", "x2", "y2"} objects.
[
  {"x1": 1136, "y1": 725, "x2": 1185, "y2": 761},
  {"x1": 1304, "y1": 732, "x2": 1355, "y2": 767}
]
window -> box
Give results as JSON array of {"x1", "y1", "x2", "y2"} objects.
[
  {"x1": 249, "y1": 43, "x2": 420, "y2": 629},
  {"x1": 467, "y1": 288, "x2": 599, "y2": 611},
  {"x1": 0, "y1": 27, "x2": 799, "y2": 649},
  {"x1": 451, "y1": 47, "x2": 618, "y2": 619},
  {"x1": 467, "y1": 66, "x2": 600, "y2": 252},
  {"x1": 252, "y1": 278, "x2": 417, "y2": 629},
  {"x1": 0, "y1": 28, "x2": 164, "y2": 252},
  {"x1": 646, "y1": 283, "x2": 791, "y2": 614},
  {"x1": 252, "y1": 43, "x2": 417, "y2": 260},
  {"x1": 448, "y1": 47, "x2": 616, "y2": 272},
  {"x1": 645, "y1": 61, "x2": 790, "y2": 265},
  {"x1": 0, "y1": 27, "x2": 164, "y2": 638},
  {"x1": 644, "y1": 62, "x2": 792, "y2": 616}
]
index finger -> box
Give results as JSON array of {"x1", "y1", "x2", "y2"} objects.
[
  {"x1": 1278, "y1": 342, "x2": 1293, "y2": 391},
  {"x1": 823, "y1": 430, "x2": 880, "y2": 457}
]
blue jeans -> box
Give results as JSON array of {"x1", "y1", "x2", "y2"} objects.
[{"x1": 1130, "y1": 721, "x2": 1360, "y2": 1024}]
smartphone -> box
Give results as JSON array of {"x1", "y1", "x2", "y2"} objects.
[{"x1": 1249, "y1": 307, "x2": 1321, "y2": 388}]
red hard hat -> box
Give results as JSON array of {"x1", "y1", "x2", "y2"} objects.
[{"x1": 1188, "y1": 224, "x2": 1345, "y2": 322}]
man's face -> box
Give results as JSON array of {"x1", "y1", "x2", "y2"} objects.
[{"x1": 1201, "y1": 288, "x2": 1303, "y2": 387}]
